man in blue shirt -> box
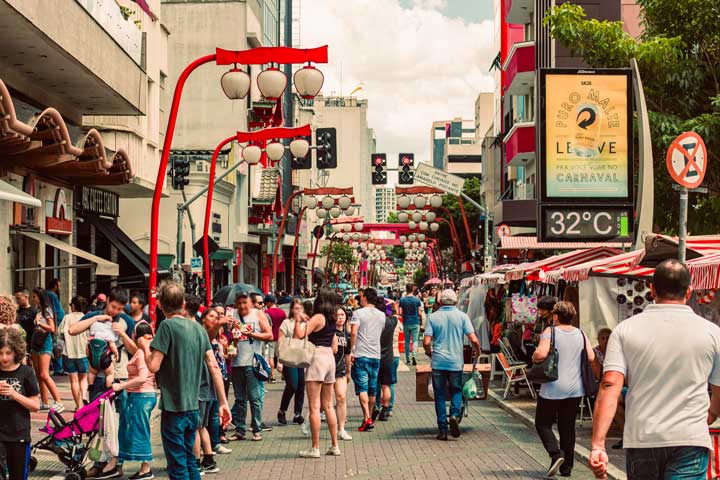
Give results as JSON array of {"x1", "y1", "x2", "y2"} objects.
[
  {"x1": 47, "y1": 278, "x2": 66, "y2": 375},
  {"x1": 423, "y1": 289, "x2": 480, "y2": 441},
  {"x1": 398, "y1": 285, "x2": 423, "y2": 365}
]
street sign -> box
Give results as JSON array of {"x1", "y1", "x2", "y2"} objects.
[
  {"x1": 666, "y1": 131, "x2": 707, "y2": 189},
  {"x1": 190, "y1": 257, "x2": 202, "y2": 274},
  {"x1": 414, "y1": 162, "x2": 465, "y2": 196},
  {"x1": 496, "y1": 224, "x2": 511, "y2": 239}
]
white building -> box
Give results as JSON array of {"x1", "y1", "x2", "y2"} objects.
[
  {"x1": 374, "y1": 187, "x2": 396, "y2": 223},
  {"x1": 429, "y1": 117, "x2": 482, "y2": 178}
]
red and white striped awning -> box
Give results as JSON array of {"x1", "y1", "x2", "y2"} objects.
[
  {"x1": 686, "y1": 252, "x2": 720, "y2": 290},
  {"x1": 505, "y1": 247, "x2": 623, "y2": 282},
  {"x1": 558, "y1": 249, "x2": 647, "y2": 283},
  {"x1": 499, "y1": 236, "x2": 625, "y2": 250}
]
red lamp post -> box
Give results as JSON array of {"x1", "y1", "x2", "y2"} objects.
[{"x1": 148, "y1": 46, "x2": 328, "y2": 321}]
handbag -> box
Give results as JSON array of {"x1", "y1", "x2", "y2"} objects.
[
  {"x1": 30, "y1": 326, "x2": 49, "y2": 351},
  {"x1": 527, "y1": 326, "x2": 559, "y2": 384},
  {"x1": 236, "y1": 315, "x2": 272, "y2": 381},
  {"x1": 277, "y1": 333, "x2": 316, "y2": 369},
  {"x1": 52, "y1": 334, "x2": 64, "y2": 360},
  {"x1": 580, "y1": 331, "x2": 599, "y2": 397}
]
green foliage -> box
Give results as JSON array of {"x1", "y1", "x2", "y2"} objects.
[
  {"x1": 438, "y1": 177, "x2": 482, "y2": 259},
  {"x1": 544, "y1": 1, "x2": 720, "y2": 234},
  {"x1": 413, "y1": 266, "x2": 428, "y2": 287},
  {"x1": 320, "y1": 242, "x2": 357, "y2": 275},
  {"x1": 386, "y1": 211, "x2": 399, "y2": 223},
  {"x1": 389, "y1": 245, "x2": 406, "y2": 260}
]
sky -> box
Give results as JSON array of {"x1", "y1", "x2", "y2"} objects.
[{"x1": 300, "y1": 0, "x2": 495, "y2": 173}]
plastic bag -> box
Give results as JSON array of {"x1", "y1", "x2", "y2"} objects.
[{"x1": 102, "y1": 398, "x2": 119, "y2": 457}]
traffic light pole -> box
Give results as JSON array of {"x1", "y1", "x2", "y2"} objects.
[{"x1": 458, "y1": 192, "x2": 494, "y2": 269}]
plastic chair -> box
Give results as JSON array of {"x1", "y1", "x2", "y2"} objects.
[{"x1": 497, "y1": 352, "x2": 536, "y2": 400}]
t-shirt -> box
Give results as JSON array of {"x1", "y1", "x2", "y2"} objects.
[
  {"x1": 231, "y1": 309, "x2": 263, "y2": 368},
  {"x1": 0, "y1": 365, "x2": 40, "y2": 442},
  {"x1": 16, "y1": 306, "x2": 36, "y2": 341},
  {"x1": 425, "y1": 306, "x2": 474, "y2": 372},
  {"x1": 350, "y1": 307, "x2": 386, "y2": 359},
  {"x1": 380, "y1": 316, "x2": 398, "y2": 365},
  {"x1": 151, "y1": 316, "x2": 212, "y2": 412},
  {"x1": 47, "y1": 291, "x2": 65, "y2": 323},
  {"x1": 126, "y1": 349, "x2": 155, "y2": 394},
  {"x1": 266, "y1": 307, "x2": 287, "y2": 341},
  {"x1": 539, "y1": 327, "x2": 586, "y2": 400},
  {"x1": 335, "y1": 329, "x2": 351, "y2": 375},
  {"x1": 90, "y1": 319, "x2": 119, "y2": 344},
  {"x1": 604, "y1": 304, "x2": 720, "y2": 449},
  {"x1": 399, "y1": 295, "x2": 423, "y2": 325},
  {"x1": 60, "y1": 312, "x2": 89, "y2": 359}
]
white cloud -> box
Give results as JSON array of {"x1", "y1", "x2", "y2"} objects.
[{"x1": 300, "y1": 0, "x2": 494, "y2": 170}]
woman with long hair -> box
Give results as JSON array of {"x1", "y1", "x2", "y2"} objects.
[
  {"x1": 277, "y1": 298, "x2": 306, "y2": 426},
  {"x1": 334, "y1": 306, "x2": 352, "y2": 441},
  {"x1": 30, "y1": 288, "x2": 62, "y2": 411},
  {"x1": 294, "y1": 287, "x2": 340, "y2": 458}
]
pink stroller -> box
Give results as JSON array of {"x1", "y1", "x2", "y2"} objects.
[{"x1": 29, "y1": 390, "x2": 116, "y2": 480}]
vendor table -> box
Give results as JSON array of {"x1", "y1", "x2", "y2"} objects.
[{"x1": 415, "y1": 363, "x2": 491, "y2": 402}]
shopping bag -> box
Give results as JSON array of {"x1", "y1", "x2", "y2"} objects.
[
  {"x1": 708, "y1": 428, "x2": 720, "y2": 479},
  {"x1": 102, "y1": 397, "x2": 119, "y2": 457},
  {"x1": 88, "y1": 400, "x2": 105, "y2": 462},
  {"x1": 511, "y1": 293, "x2": 538, "y2": 324}
]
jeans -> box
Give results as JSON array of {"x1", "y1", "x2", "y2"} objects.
[
  {"x1": 376, "y1": 357, "x2": 400, "y2": 409},
  {"x1": 404, "y1": 323, "x2": 420, "y2": 362},
  {"x1": 534, "y1": 396, "x2": 582, "y2": 473},
  {"x1": 119, "y1": 392, "x2": 156, "y2": 462},
  {"x1": 626, "y1": 446, "x2": 709, "y2": 480},
  {"x1": 231, "y1": 366, "x2": 263, "y2": 434},
  {"x1": 161, "y1": 410, "x2": 201, "y2": 480},
  {"x1": 280, "y1": 366, "x2": 305, "y2": 415},
  {"x1": 351, "y1": 357, "x2": 380, "y2": 396},
  {"x1": 207, "y1": 400, "x2": 220, "y2": 449},
  {"x1": 431, "y1": 370, "x2": 462, "y2": 433}
]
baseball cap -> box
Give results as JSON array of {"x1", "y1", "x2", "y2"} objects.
[
  {"x1": 440, "y1": 289, "x2": 458, "y2": 305},
  {"x1": 97, "y1": 293, "x2": 107, "y2": 302},
  {"x1": 264, "y1": 294, "x2": 277, "y2": 304}
]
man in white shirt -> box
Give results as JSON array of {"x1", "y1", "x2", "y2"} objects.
[{"x1": 590, "y1": 259, "x2": 720, "y2": 479}]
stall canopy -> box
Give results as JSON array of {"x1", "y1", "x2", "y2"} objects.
[
  {"x1": 499, "y1": 236, "x2": 625, "y2": 250},
  {"x1": 17, "y1": 231, "x2": 118, "y2": 276},
  {"x1": 505, "y1": 247, "x2": 623, "y2": 282},
  {"x1": 686, "y1": 252, "x2": 720, "y2": 290}
]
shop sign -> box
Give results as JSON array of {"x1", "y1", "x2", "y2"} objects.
[
  {"x1": 75, "y1": 186, "x2": 119, "y2": 218},
  {"x1": 15, "y1": 176, "x2": 38, "y2": 227},
  {"x1": 46, "y1": 189, "x2": 72, "y2": 235},
  {"x1": 190, "y1": 257, "x2": 203, "y2": 274},
  {"x1": 235, "y1": 246, "x2": 243, "y2": 266}
]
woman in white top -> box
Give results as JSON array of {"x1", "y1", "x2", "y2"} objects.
[
  {"x1": 532, "y1": 301, "x2": 595, "y2": 478},
  {"x1": 277, "y1": 299, "x2": 306, "y2": 426},
  {"x1": 60, "y1": 296, "x2": 90, "y2": 410}
]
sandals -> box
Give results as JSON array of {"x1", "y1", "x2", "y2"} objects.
[{"x1": 228, "y1": 433, "x2": 245, "y2": 441}]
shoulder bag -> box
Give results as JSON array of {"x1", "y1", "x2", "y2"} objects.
[
  {"x1": 237, "y1": 315, "x2": 273, "y2": 381},
  {"x1": 527, "y1": 326, "x2": 559, "y2": 384},
  {"x1": 580, "y1": 330, "x2": 599, "y2": 397},
  {"x1": 277, "y1": 321, "x2": 316, "y2": 369}
]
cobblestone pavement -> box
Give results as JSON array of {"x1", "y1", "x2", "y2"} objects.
[{"x1": 29, "y1": 368, "x2": 600, "y2": 479}]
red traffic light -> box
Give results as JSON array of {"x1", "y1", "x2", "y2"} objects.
[
  {"x1": 374, "y1": 157, "x2": 383, "y2": 166},
  {"x1": 402, "y1": 156, "x2": 411, "y2": 165}
]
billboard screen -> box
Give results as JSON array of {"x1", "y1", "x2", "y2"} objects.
[{"x1": 540, "y1": 69, "x2": 632, "y2": 202}]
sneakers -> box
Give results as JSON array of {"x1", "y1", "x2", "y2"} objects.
[
  {"x1": 277, "y1": 410, "x2": 287, "y2": 425},
  {"x1": 371, "y1": 408, "x2": 380, "y2": 422},
  {"x1": 51, "y1": 402, "x2": 65, "y2": 413},
  {"x1": 292, "y1": 413, "x2": 305, "y2": 425},
  {"x1": 358, "y1": 419, "x2": 375, "y2": 432},
  {"x1": 449, "y1": 416, "x2": 461, "y2": 438},
  {"x1": 197, "y1": 459, "x2": 206, "y2": 477},
  {"x1": 547, "y1": 457, "x2": 565, "y2": 478},
  {"x1": 200, "y1": 460, "x2": 219, "y2": 474},
  {"x1": 436, "y1": 431, "x2": 448, "y2": 441},
  {"x1": 320, "y1": 411, "x2": 326, "y2": 422},
  {"x1": 261, "y1": 423, "x2": 273, "y2": 432},
  {"x1": 251, "y1": 432, "x2": 263, "y2": 441},
  {"x1": 39, "y1": 403, "x2": 50, "y2": 412},
  {"x1": 378, "y1": 407, "x2": 390, "y2": 422},
  {"x1": 301, "y1": 420, "x2": 310, "y2": 436},
  {"x1": 411, "y1": 357, "x2": 417, "y2": 366},
  {"x1": 338, "y1": 429, "x2": 353, "y2": 441},
  {"x1": 129, "y1": 472, "x2": 154, "y2": 480},
  {"x1": 93, "y1": 467, "x2": 122, "y2": 479},
  {"x1": 85, "y1": 463, "x2": 107, "y2": 479},
  {"x1": 213, "y1": 444, "x2": 232, "y2": 454},
  {"x1": 387, "y1": 410, "x2": 394, "y2": 417},
  {"x1": 326, "y1": 446, "x2": 341, "y2": 456},
  {"x1": 299, "y1": 448, "x2": 321, "y2": 458}
]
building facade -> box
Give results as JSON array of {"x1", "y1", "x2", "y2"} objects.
[
  {"x1": 374, "y1": 187, "x2": 396, "y2": 223},
  {"x1": 429, "y1": 118, "x2": 481, "y2": 178}
]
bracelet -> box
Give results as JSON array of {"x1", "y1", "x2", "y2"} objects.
[{"x1": 591, "y1": 447, "x2": 606, "y2": 453}]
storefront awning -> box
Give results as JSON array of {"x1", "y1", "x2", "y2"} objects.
[
  {"x1": 210, "y1": 248, "x2": 234, "y2": 261},
  {"x1": 499, "y1": 236, "x2": 625, "y2": 250},
  {"x1": 505, "y1": 247, "x2": 623, "y2": 281},
  {"x1": 18, "y1": 231, "x2": 118, "y2": 276},
  {"x1": 0, "y1": 179, "x2": 41, "y2": 207}
]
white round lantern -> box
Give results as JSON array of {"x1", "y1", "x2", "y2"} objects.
[
  {"x1": 332, "y1": 224, "x2": 342, "y2": 233},
  {"x1": 265, "y1": 141, "x2": 285, "y2": 161},
  {"x1": 417, "y1": 234, "x2": 426, "y2": 241},
  {"x1": 413, "y1": 195, "x2": 427, "y2": 208},
  {"x1": 304, "y1": 196, "x2": 318, "y2": 209},
  {"x1": 352, "y1": 233, "x2": 361, "y2": 241},
  {"x1": 430, "y1": 222, "x2": 440, "y2": 232},
  {"x1": 397, "y1": 212, "x2": 409, "y2": 223},
  {"x1": 412, "y1": 242, "x2": 419, "y2": 248},
  {"x1": 221, "y1": 68, "x2": 251, "y2": 100},
  {"x1": 419, "y1": 221, "x2": 429, "y2": 231},
  {"x1": 329, "y1": 206, "x2": 342, "y2": 218},
  {"x1": 420, "y1": 241, "x2": 427, "y2": 248},
  {"x1": 343, "y1": 234, "x2": 351, "y2": 242},
  {"x1": 408, "y1": 221, "x2": 417, "y2": 230},
  {"x1": 362, "y1": 234, "x2": 369, "y2": 240},
  {"x1": 321, "y1": 196, "x2": 334, "y2": 209},
  {"x1": 290, "y1": 139, "x2": 310, "y2": 158},
  {"x1": 343, "y1": 224, "x2": 353, "y2": 233},
  {"x1": 429, "y1": 194, "x2": 443, "y2": 208},
  {"x1": 425, "y1": 211, "x2": 437, "y2": 222},
  {"x1": 403, "y1": 242, "x2": 410, "y2": 249},
  {"x1": 344, "y1": 207, "x2": 355, "y2": 216},
  {"x1": 397, "y1": 195, "x2": 411, "y2": 209},
  {"x1": 241, "y1": 145, "x2": 262, "y2": 165},
  {"x1": 338, "y1": 196, "x2": 352, "y2": 210},
  {"x1": 354, "y1": 222, "x2": 364, "y2": 232},
  {"x1": 257, "y1": 67, "x2": 287, "y2": 101},
  {"x1": 399, "y1": 235, "x2": 407, "y2": 243},
  {"x1": 412, "y1": 211, "x2": 423, "y2": 223},
  {"x1": 293, "y1": 65, "x2": 324, "y2": 99},
  {"x1": 408, "y1": 234, "x2": 416, "y2": 242},
  {"x1": 315, "y1": 207, "x2": 327, "y2": 218}
]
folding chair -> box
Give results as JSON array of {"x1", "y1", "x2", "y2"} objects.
[
  {"x1": 500, "y1": 338, "x2": 525, "y2": 365},
  {"x1": 497, "y1": 352, "x2": 536, "y2": 400},
  {"x1": 578, "y1": 396, "x2": 594, "y2": 427}
]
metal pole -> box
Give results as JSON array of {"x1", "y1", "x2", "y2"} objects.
[
  {"x1": 176, "y1": 205, "x2": 184, "y2": 266},
  {"x1": 678, "y1": 187, "x2": 688, "y2": 263},
  {"x1": 181, "y1": 190, "x2": 197, "y2": 246},
  {"x1": 290, "y1": 206, "x2": 307, "y2": 292}
]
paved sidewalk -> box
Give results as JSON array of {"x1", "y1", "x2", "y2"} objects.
[{"x1": 29, "y1": 369, "x2": 601, "y2": 479}]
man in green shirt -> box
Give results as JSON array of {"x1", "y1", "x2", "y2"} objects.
[{"x1": 139, "y1": 282, "x2": 230, "y2": 480}]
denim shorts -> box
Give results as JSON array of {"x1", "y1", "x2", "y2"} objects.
[
  {"x1": 31, "y1": 334, "x2": 53, "y2": 355},
  {"x1": 63, "y1": 356, "x2": 89, "y2": 374},
  {"x1": 351, "y1": 357, "x2": 380, "y2": 396}
]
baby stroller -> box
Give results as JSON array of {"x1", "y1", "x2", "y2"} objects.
[{"x1": 29, "y1": 390, "x2": 116, "y2": 480}]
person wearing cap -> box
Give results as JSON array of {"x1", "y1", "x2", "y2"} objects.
[{"x1": 423, "y1": 289, "x2": 480, "y2": 441}]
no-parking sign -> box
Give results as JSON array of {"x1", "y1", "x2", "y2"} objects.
[{"x1": 666, "y1": 132, "x2": 707, "y2": 189}]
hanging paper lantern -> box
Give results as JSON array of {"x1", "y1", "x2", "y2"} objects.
[
  {"x1": 315, "y1": 207, "x2": 327, "y2": 218},
  {"x1": 425, "y1": 211, "x2": 437, "y2": 222},
  {"x1": 419, "y1": 221, "x2": 428, "y2": 231},
  {"x1": 398, "y1": 212, "x2": 409, "y2": 223},
  {"x1": 241, "y1": 145, "x2": 262, "y2": 165},
  {"x1": 413, "y1": 195, "x2": 427, "y2": 208},
  {"x1": 265, "y1": 141, "x2": 285, "y2": 161},
  {"x1": 397, "y1": 195, "x2": 411, "y2": 209},
  {"x1": 321, "y1": 196, "x2": 334, "y2": 209},
  {"x1": 430, "y1": 222, "x2": 440, "y2": 232},
  {"x1": 412, "y1": 211, "x2": 423, "y2": 222},
  {"x1": 329, "y1": 207, "x2": 342, "y2": 218},
  {"x1": 429, "y1": 194, "x2": 443, "y2": 208},
  {"x1": 408, "y1": 221, "x2": 417, "y2": 230},
  {"x1": 399, "y1": 235, "x2": 407, "y2": 243},
  {"x1": 304, "y1": 196, "x2": 318, "y2": 209},
  {"x1": 338, "y1": 195, "x2": 352, "y2": 210},
  {"x1": 257, "y1": 67, "x2": 287, "y2": 101},
  {"x1": 293, "y1": 65, "x2": 325, "y2": 99},
  {"x1": 290, "y1": 139, "x2": 310, "y2": 158}
]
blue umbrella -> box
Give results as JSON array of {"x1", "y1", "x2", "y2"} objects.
[{"x1": 212, "y1": 283, "x2": 263, "y2": 306}]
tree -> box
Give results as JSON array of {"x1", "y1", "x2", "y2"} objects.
[
  {"x1": 320, "y1": 242, "x2": 357, "y2": 279},
  {"x1": 413, "y1": 266, "x2": 428, "y2": 287},
  {"x1": 438, "y1": 176, "x2": 483, "y2": 257},
  {"x1": 386, "y1": 211, "x2": 399, "y2": 223},
  {"x1": 544, "y1": 1, "x2": 720, "y2": 234}
]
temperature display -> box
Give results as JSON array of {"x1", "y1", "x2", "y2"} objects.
[{"x1": 540, "y1": 205, "x2": 633, "y2": 242}]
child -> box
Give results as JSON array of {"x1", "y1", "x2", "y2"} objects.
[
  {"x1": 0, "y1": 328, "x2": 40, "y2": 480},
  {"x1": 86, "y1": 314, "x2": 119, "y2": 389}
]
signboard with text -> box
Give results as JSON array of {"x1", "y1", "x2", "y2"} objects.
[
  {"x1": 414, "y1": 162, "x2": 465, "y2": 196},
  {"x1": 538, "y1": 68, "x2": 634, "y2": 242}
]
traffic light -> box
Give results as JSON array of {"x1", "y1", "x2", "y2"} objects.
[
  {"x1": 371, "y1": 154, "x2": 387, "y2": 185},
  {"x1": 315, "y1": 127, "x2": 337, "y2": 169},
  {"x1": 171, "y1": 157, "x2": 190, "y2": 190},
  {"x1": 291, "y1": 135, "x2": 312, "y2": 170},
  {"x1": 398, "y1": 153, "x2": 414, "y2": 184}
]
